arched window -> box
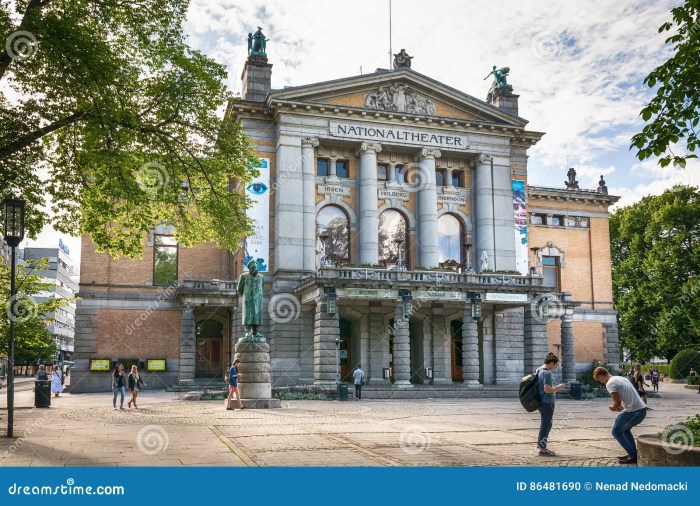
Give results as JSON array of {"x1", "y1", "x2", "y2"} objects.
[
  {"x1": 379, "y1": 209, "x2": 408, "y2": 266},
  {"x1": 316, "y1": 205, "x2": 350, "y2": 263},
  {"x1": 438, "y1": 214, "x2": 463, "y2": 265}
]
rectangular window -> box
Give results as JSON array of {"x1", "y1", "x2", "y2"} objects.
[
  {"x1": 395, "y1": 165, "x2": 404, "y2": 183},
  {"x1": 542, "y1": 256, "x2": 560, "y2": 292},
  {"x1": 336, "y1": 160, "x2": 349, "y2": 178},
  {"x1": 451, "y1": 171, "x2": 463, "y2": 187},
  {"x1": 530, "y1": 214, "x2": 543, "y2": 225},
  {"x1": 435, "y1": 169, "x2": 446, "y2": 187},
  {"x1": 549, "y1": 215, "x2": 564, "y2": 226},
  {"x1": 154, "y1": 235, "x2": 178, "y2": 285},
  {"x1": 317, "y1": 158, "x2": 329, "y2": 177},
  {"x1": 377, "y1": 163, "x2": 388, "y2": 181}
]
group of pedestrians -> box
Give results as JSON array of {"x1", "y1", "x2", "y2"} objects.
[
  {"x1": 36, "y1": 364, "x2": 64, "y2": 397},
  {"x1": 112, "y1": 364, "x2": 145, "y2": 411},
  {"x1": 535, "y1": 354, "x2": 648, "y2": 465}
]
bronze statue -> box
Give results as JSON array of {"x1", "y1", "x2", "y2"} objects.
[
  {"x1": 393, "y1": 49, "x2": 413, "y2": 69},
  {"x1": 237, "y1": 260, "x2": 265, "y2": 342},
  {"x1": 248, "y1": 27, "x2": 268, "y2": 57},
  {"x1": 484, "y1": 66, "x2": 512, "y2": 95}
]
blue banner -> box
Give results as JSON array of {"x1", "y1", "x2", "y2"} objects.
[{"x1": 0, "y1": 467, "x2": 698, "y2": 504}]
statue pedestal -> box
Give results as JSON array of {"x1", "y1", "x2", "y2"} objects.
[{"x1": 234, "y1": 342, "x2": 281, "y2": 409}]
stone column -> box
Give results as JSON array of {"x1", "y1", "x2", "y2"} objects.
[
  {"x1": 494, "y1": 309, "x2": 525, "y2": 384},
  {"x1": 368, "y1": 311, "x2": 390, "y2": 384},
  {"x1": 329, "y1": 156, "x2": 338, "y2": 178},
  {"x1": 301, "y1": 137, "x2": 319, "y2": 273},
  {"x1": 234, "y1": 342, "x2": 280, "y2": 408},
  {"x1": 357, "y1": 142, "x2": 382, "y2": 265},
  {"x1": 416, "y1": 148, "x2": 441, "y2": 267},
  {"x1": 432, "y1": 315, "x2": 452, "y2": 384},
  {"x1": 178, "y1": 303, "x2": 196, "y2": 386},
  {"x1": 561, "y1": 311, "x2": 576, "y2": 384},
  {"x1": 314, "y1": 300, "x2": 339, "y2": 386},
  {"x1": 445, "y1": 167, "x2": 453, "y2": 187},
  {"x1": 275, "y1": 135, "x2": 304, "y2": 271},
  {"x1": 524, "y1": 305, "x2": 549, "y2": 373},
  {"x1": 474, "y1": 154, "x2": 494, "y2": 272},
  {"x1": 387, "y1": 162, "x2": 396, "y2": 183},
  {"x1": 462, "y1": 310, "x2": 480, "y2": 386},
  {"x1": 393, "y1": 302, "x2": 411, "y2": 385}
]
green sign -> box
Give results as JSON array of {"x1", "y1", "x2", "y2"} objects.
[
  {"x1": 90, "y1": 359, "x2": 110, "y2": 371},
  {"x1": 147, "y1": 359, "x2": 166, "y2": 371}
]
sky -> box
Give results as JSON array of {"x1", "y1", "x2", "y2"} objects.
[{"x1": 23, "y1": 0, "x2": 699, "y2": 271}]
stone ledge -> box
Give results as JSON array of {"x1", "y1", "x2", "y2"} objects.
[{"x1": 638, "y1": 434, "x2": 700, "y2": 466}]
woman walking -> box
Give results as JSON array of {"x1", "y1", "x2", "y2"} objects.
[
  {"x1": 51, "y1": 365, "x2": 63, "y2": 397},
  {"x1": 633, "y1": 363, "x2": 649, "y2": 404},
  {"x1": 127, "y1": 365, "x2": 146, "y2": 409},
  {"x1": 112, "y1": 364, "x2": 127, "y2": 411}
]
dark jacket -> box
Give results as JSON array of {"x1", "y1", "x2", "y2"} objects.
[
  {"x1": 128, "y1": 373, "x2": 144, "y2": 390},
  {"x1": 113, "y1": 372, "x2": 126, "y2": 388}
]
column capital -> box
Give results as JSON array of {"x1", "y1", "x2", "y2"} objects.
[
  {"x1": 414, "y1": 147, "x2": 441, "y2": 161},
  {"x1": 356, "y1": 142, "x2": 382, "y2": 156},
  {"x1": 301, "y1": 136, "x2": 319, "y2": 148},
  {"x1": 472, "y1": 153, "x2": 492, "y2": 167},
  {"x1": 182, "y1": 302, "x2": 195, "y2": 312}
]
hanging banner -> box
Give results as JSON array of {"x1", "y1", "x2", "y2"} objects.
[
  {"x1": 512, "y1": 180, "x2": 528, "y2": 275},
  {"x1": 244, "y1": 158, "x2": 270, "y2": 273}
]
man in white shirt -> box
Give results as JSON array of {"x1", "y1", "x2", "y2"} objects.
[
  {"x1": 594, "y1": 366, "x2": 648, "y2": 465},
  {"x1": 352, "y1": 365, "x2": 365, "y2": 400}
]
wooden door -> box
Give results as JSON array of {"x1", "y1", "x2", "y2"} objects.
[
  {"x1": 196, "y1": 338, "x2": 223, "y2": 378},
  {"x1": 451, "y1": 320, "x2": 463, "y2": 382}
]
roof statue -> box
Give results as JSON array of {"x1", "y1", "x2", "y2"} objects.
[
  {"x1": 597, "y1": 175, "x2": 608, "y2": 195},
  {"x1": 565, "y1": 168, "x2": 579, "y2": 190},
  {"x1": 393, "y1": 49, "x2": 413, "y2": 69},
  {"x1": 248, "y1": 26, "x2": 268, "y2": 57},
  {"x1": 484, "y1": 65, "x2": 513, "y2": 96}
]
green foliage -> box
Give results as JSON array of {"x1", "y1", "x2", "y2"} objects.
[
  {"x1": 0, "y1": 0, "x2": 258, "y2": 258},
  {"x1": 660, "y1": 415, "x2": 700, "y2": 447},
  {"x1": 632, "y1": 1, "x2": 700, "y2": 167},
  {"x1": 670, "y1": 349, "x2": 700, "y2": 379},
  {"x1": 610, "y1": 187, "x2": 700, "y2": 361},
  {"x1": 577, "y1": 361, "x2": 623, "y2": 391},
  {"x1": 642, "y1": 364, "x2": 671, "y2": 377},
  {"x1": 273, "y1": 385, "x2": 335, "y2": 401},
  {"x1": 688, "y1": 375, "x2": 700, "y2": 385},
  {"x1": 0, "y1": 257, "x2": 70, "y2": 362}
]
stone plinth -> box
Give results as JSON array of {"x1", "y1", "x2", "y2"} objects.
[
  {"x1": 638, "y1": 433, "x2": 700, "y2": 466},
  {"x1": 234, "y1": 342, "x2": 281, "y2": 409}
]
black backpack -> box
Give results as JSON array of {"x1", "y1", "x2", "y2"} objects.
[{"x1": 519, "y1": 370, "x2": 542, "y2": 412}]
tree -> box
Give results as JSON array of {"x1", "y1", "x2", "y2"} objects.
[
  {"x1": 0, "y1": 0, "x2": 258, "y2": 257},
  {"x1": 632, "y1": 1, "x2": 700, "y2": 168},
  {"x1": 0, "y1": 257, "x2": 69, "y2": 363},
  {"x1": 610, "y1": 186, "x2": 700, "y2": 361}
]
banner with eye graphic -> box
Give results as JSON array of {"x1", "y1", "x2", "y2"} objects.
[{"x1": 243, "y1": 158, "x2": 270, "y2": 273}]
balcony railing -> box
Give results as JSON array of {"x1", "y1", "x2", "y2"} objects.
[
  {"x1": 299, "y1": 266, "x2": 547, "y2": 290},
  {"x1": 177, "y1": 279, "x2": 238, "y2": 292}
]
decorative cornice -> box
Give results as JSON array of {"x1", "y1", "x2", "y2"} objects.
[{"x1": 301, "y1": 136, "x2": 319, "y2": 148}]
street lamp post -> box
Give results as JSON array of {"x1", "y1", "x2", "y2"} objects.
[
  {"x1": 3, "y1": 197, "x2": 26, "y2": 439},
  {"x1": 393, "y1": 237, "x2": 405, "y2": 270}
]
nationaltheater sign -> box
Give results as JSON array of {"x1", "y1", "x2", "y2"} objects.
[{"x1": 329, "y1": 121, "x2": 469, "y2": 150}]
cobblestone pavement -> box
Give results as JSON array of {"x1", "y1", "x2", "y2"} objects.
[{"x1": 0, "y1": 384, "x2": 698, "y2": 467}]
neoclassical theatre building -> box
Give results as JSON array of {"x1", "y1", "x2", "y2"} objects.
[{"x1": 71, "y1": 46, "x2": 620, "y2": 394}]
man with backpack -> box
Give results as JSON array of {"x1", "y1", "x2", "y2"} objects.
[{"x1": 535, "y1": 353, "x2": 565, "y2": 456}]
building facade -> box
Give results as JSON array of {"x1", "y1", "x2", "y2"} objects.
[
  {"x1": 71, "y1": 49, "x2": 619, "y2": 393},
  {"x1": 22, "y1": 245, "x2": 78, "y2": 364}
]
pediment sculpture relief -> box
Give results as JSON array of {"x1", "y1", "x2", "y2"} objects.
[{"x1": 365, "y1": 84, "x2": 436, "y2": 115}]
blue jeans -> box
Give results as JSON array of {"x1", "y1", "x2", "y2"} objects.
[
  {"x1": 537, "y1": 401, "x2": 555, "y2": 449},
  {"x1": 612, "y1": 408, "x2": 647, "y2": 457},
  {"x1": 113, "y1": 386, "x2": 125, "y2": 408}
]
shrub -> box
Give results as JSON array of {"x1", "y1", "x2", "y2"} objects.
[
  {"x1": 642, "y1": 364, "x2": 671, "y2": 377},
  {"x1": 577, "y1": 361, "x2": 623, "y2": 391},
  {"x1": 659, "y1": 415, "x2": 700, "y2": 448},
  {"x1": 272, "y1": 385, "x2": 336, "y2": 401},
  {"x1": 688, "y1": 375, "x2": 700, "y2": 386},
  {"x1": 670, "y1": 349, "x2": 700, "y2": 380}
]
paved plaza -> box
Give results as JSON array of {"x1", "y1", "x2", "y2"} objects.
[{"x1": 0, "y1": 381, "x2": 698, "y2": 467}]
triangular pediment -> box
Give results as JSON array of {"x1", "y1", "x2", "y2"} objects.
[{"x1": 269, "y1": 68, "x2": 528, "y2": 127}]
